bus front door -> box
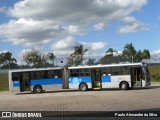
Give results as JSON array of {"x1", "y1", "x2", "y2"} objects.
[
  {"x1": 20, "y1": 72, "x2": 30, "y2": 92},
  {"x1": 91, "y1": 69, "x2": 101, "y2": 90},
  {"x1": 131, "y1": 67, "x2": 142, "y2": 87}
]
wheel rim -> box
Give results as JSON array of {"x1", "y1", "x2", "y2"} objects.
[
  {"x1": 36, "y1": 88, "x2": 41, "y2": 92},
  {"x1": 121, "y1": 84, "x2": 126, "y2": 89},
  {"x1": 81, "y1": 85, "x2": 86, "y2": 91}
]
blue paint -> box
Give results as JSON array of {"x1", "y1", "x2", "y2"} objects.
[
  {"x1": 30, "y1": 78, "x2": 62, "y2": 86},
  {"x1": 12, "y1": 78, "x2": 62, "y2": 87},
  {"x1": 101, "y1": 76, "x2": 111, "y2": 82},
  {"x1": 13, "y1": 81, "x2": 20, "y2": 87},
  {"x1": 69, "y1": 76, "x2": 91, "y2": 85}
]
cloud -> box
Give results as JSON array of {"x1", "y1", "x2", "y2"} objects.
[
  {"x1": 0, "y1": 18, "x2": 84, "y2": 46},
  {"x1": 51, "y1": 36, "x2": 107, "y2": 56},
  {"x1": 9, "y1": 0, "x2": 147, "y2": 23},
  {"x1": 93, "y1": 23, "x2": 105, "y2": 30},
  {"x1": 148, "y1": 49, "x2": 160, "y2": 63},
  {"x1": 0, "y1": 50, "x2": 8, "y2": 54},
  {"x1": 118, "y1": 22, "x2": 148, "y2": 34},
  {"x1": 0, "y1": 0, "x2": 148, "y2": 47},
  {"x1": 151, "y1": 49, "x2": 160, "y2": 55},
  {"x1": 63, "y1": 25, "x2": 85, "y2": 35}
]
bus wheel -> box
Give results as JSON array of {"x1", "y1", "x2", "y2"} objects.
[
  {"x1": 33, "y1": 85, "x2": 42, "y2": 93},
  {"x1": 120, "y1": 82, "x2": 129, "y2": 90},
  {"x1": 79, "y1": 83, "x2": 88, "y2": 91}
]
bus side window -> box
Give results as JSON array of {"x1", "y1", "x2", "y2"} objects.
[
  {"x1": 30, "y1": 72, "x2": 35, "y2": 79},
  {"x1": 12, "y1": 73, "x2": 20, "y2": 81},
  {"x1": 53, "y1": 70, "x2": 59, "y2": 78},
  {"x1": 35, "y1": 71, "x2": 44, "y2": 79},
  {"x1": 106, "y1": 67, "x2": 111, "y2": 76},
  {"x1": 44, "y1": 71, "x2": 48, "y2": 79},
  {"x1": 47, "y1": 70, "x2": 54, "y2": 78},
  {"x1": 70, "y1": 69, "x2": 79, "y2": 77}
]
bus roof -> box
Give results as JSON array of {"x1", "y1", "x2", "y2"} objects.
[
  {"x1": 9, "y1": 67, "x2": 62, "y2": 73},
  {"x1": 68, "y1": 63, "x2": 144, "y2": 69}
]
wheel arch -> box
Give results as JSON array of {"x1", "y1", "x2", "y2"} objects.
[
  {"x1": 79, "y1": 82, "x2": 88, "y2": 89},
  {"x1": 119, "y1": 81, "x2": 129, "y2": 88},
  {"x1": 33, "y1": 84, "x2": 43, "y2": 91}
]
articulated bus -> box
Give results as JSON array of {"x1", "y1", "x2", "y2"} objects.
[{"x1": 9, "y1": 63, "x2": 151, "y2": 93}]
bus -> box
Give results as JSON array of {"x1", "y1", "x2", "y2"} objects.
[
  {"x1": 9, "y1": 63, "x2": 151, "y2": 93},
  {"x1": 68, "y1": 63, "x2": 151, "y2": 91},
  {"x1": 9, "y1": 67, "x2": 69, "y2": 93}
]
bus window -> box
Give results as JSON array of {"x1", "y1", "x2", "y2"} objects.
[
  {"x1": 79, "y1": 68, "x2": 90, "y2": 76},
  {"x1": 122, "y1": 66, "x2": 130, "y2": 75},
  {"x1": 47, "y1": 70, "x2": 54, "y2": 78},
  {"x1": 53, "y1": 70, "x2": 62, "y2": 78},
  {"x1": 12, "y1": 72, "x2": 20, "y2": 81},
  {"x1": 35, "y1": 71, "x2": 44, "y2": 79},
  {"x1": 70, "y1": 69, "x2": 80, "y2": 77},
  {"x1": 30, "y1": 72, "x2": 35, "y2": 79}
]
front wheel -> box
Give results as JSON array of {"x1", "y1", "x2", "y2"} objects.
[
  {"x1": 79, "y1": 83, "x2": 88, "y2": 91},
  {"x1": 33, "y1": 85, "x2": 42, "y2": 93},
  {"x1": 120, "y1": 82, "x2": 129, "y2": 90}
]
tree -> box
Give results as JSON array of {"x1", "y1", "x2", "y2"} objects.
[
  {"x1": 135, "y1": 50, "x2": 143, "y2": 62},
  {"x1": 99, "y1": 55, "x2": 121, "y2": 64},
  {"x1": 106, "y1": 48, "x2": 114, "y2": 56},
  {"x1": 86, "y1": 58, "x2": 96, "y2": 65},
  {"x1": 48, "y1": 53, "x2": 56, "y2": 67},
  {"x1": 0, "y1": 52, "x2": 17, "y2": 69},
  {"x1": 67, "y1": 45, "x2": 88, "y2": 66},
  {"x1": 143, "y1": 49, "x2": 150, "y2": 62},
  {"x1": 106, "y1": 48, "x2": 119, "y2": 56},
  {"x1": 23, "y1": 49, "x2": 43, "y2": 67},
  {"x1": 122, "y1": 43, "x2": 136, "y2": 62}
]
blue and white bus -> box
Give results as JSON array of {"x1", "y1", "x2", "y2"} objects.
[
  {"x1": 68, "y1": 63, "x2": 151, "y2": 91},
  {"x1": 9, "y1": 67, "x2": 69, "y2": 93},
  {"x1": 9, "y1": 63, "x2": 151, "y2": 93}
]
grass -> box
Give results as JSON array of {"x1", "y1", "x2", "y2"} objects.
[
  {"x1": 148, "y1": 66, "x2": 160, "y2": 82},
  {"x1": 0, "y1": 73, "x2": 9, "y2": 92},
  {"x1": 149, "y1": 66, "x2": 160, "y2": 75}
]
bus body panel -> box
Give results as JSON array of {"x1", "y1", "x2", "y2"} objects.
[
  {"x1": 69, "y1": 76, "x2": 92, "y2": 89},
  {"x1": 142, "y1": 80, "x2": 146, "y2": 87},
  {"x1": 101, "y1": 75, "x2": 131, "y2": 88},
  {"x1": 12, "y1": 81, "x2": 20, "y2": 92},
  {"x1": 30, "y1": 78, "x2": 63, "y2": 91}
]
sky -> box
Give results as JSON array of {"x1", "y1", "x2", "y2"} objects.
[{"x1": 0, "y1": 0, "x2": 160, "y2": 64}]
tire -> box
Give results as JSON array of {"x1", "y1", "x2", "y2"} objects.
[
  {"x1": 79, "y1": 83, "x2": 88, "y2": 91},
  {"x1": 120, "y1": 82, "x2": 129, "y2": 90},
  {"x1": 33, "y1": 85, "x2": 42, "y2": 93}
]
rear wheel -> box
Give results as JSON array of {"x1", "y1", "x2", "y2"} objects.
[
  {"x1": 33, "y1": 85, "x2": 42, "y2": 93},
  {"x1": 120, "y1": 82, "x2": 129, "y2": 90},
  {"x1": 79, "y1": 83, "x2": 88, "y2": 91}
]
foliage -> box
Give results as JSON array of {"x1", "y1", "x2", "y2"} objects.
[
  {"x1": 67, "y1": 45, "x2": 88, "y2": 66},
  {"x1": 99, "y1": 55, "x2": 123, "y2": 64},
  {"x1": 106, "y1": 48, "x2": 114, "y2": 56},
  {"x1": 23, "y1": 49, "x2": 55, "y2": 68},
  {"x1": 122, "y1": 43, "x2": 137, "y2": 62},
  {"x1": 122, "y1": 43, "x2": 150, "y2": 63},
  {"x1": 48, "y1": 53, "x2": 56, "y2": 67},
  {"x1": 0, "y1": 52, "x2": 17, "y2": 69},
  {"x1": 0, "y1": 73, "x2": 9, "y2": 91},
  {"x1": 85, "y1": 58, "x2": 96, "y2": 65},
  {"x1": 151, "y1": 73, "x2": 160, "y2": 82}
]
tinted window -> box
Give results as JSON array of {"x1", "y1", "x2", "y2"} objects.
[
  {"x1": 12, "y1": 72, "x2": 20, "y2": 81},
  {"x1": 70, "y1": 68, "x2": 90, "y2": 77},
  {"x1": 102, "y1": 66, "x2": 130, "y2": 76}
]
